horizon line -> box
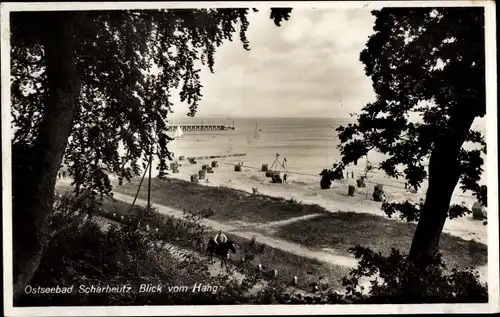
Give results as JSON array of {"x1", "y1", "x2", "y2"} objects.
[{"x1": 168, "y1": 115, "x2": 356, "y2": 120}]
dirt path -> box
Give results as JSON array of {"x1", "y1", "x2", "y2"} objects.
[
  {"x1": 255, "y1": 213, "x2": 324, "y2": 228},
  {"x1": 92, "y1": 214, "x2": 315, "y2": 297},
  {"x1": 111, "y1": 191, "x2": 488, "y2": 285},
  {"x1": 112, "y1": 192, "x2": 360, "y2": 269},
  {"x1": 56, "y1": 181, "x2": 488, "y2": 285}
]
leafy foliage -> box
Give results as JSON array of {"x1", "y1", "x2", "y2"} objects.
[
  {"x1": 18, "y1": 191, "x2": 487, "y2": 305},
  {"x1": 276, "y1": 245, "x2": 487, "y2": 304},
  {"x1": 10, "y1": 6, "x2": 297, "y2": 302},
  {"x1": 17, "y1": 194, "x2": 266, "y2": 306},
  {"x1": 131, "y1": 204, "x2": 210, "y2": 250},
  {"x1": 323, "y1": 7, "x2": 486, "y2": 222},
  {"x1": 268, "y1": 7, "x2": 293, "y2": 26},
  {"x1": 339, "y1": 246, "x2": 487, "y2": 304},
  {"x1": 319, "y1": 163, "x2": 345, "y2": 189},
  {"x1": 11, "y1": 8, "x2": 293, "y2": 198}
]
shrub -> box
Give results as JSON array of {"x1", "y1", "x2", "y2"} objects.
[
  {"x1": 16, "y1": 194, "x2": 262, "y2": 306},
  {"x1": 341, "y1": 246, "x2": 487, "y2": 304},
  {"x1": 277, "y1": 246, "x2": 488, "y2": 304},
  {"x1": 131, "y1": 205, "x2": 209, "y2": 250},
  {"x1": 320, "y1": 165, "x2": 344, "y2": 190},
  {"x1": 19, "y1": 193, "x2": 487, "y2": 305}
]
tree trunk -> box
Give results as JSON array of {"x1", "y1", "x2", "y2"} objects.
[
  {"x1": 407, "y1": 144, "x2": 462, "y2": 265},
  {"x1": 408, "y1": 107, "x2": 477, "y2": 267},
  {"x1": 12, "y1": 12, "x2": 81, "y2": 301}
]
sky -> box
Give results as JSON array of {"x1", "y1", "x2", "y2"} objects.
[{"x1": 170, "y1": 8, "x2": 377, "y2": 119}]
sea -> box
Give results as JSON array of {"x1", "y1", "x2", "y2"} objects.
[
  {"x1": 163, "y1": 116, "x2": 487, "y2": 199},
  {"x1": 168, "y1": 116, "x2": 355, "y2": 177}
]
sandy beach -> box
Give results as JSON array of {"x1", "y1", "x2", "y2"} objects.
[
  {"x1": 166, "y1": 157, "x2": 487, "y2": 246},
  {"x1": 142, "y1": 117, "x2": 487, "y2": 248},
  {"x1": 151, "y1": 157, "x2": 487, "y2": 284}
]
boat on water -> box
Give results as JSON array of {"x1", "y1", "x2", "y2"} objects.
[
  {"x1": 174, "y1": 125, "x2": 184, "y2": 138},
  {"x1": 247, "y1": 122, "x2": 261, "y2": 145}
]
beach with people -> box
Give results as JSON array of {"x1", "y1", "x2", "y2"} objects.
[
  {"x1": 109, "y1": 116, "x2": 488, "y2": 284},
  {"x1": 152, "y1": 116, "x2": 487, "y2": 244}
]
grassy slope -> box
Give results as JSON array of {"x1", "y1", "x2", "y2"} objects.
[
  {"x1": 115, "y1": 178, "x2": 327, "y2": 223},
  {"x1": 98, "y1": 196, "x2": 348, "y2": 291},
  {"x1": 115, "y1": 177, "x2": 487, "y2": 271},
  {"x1": 271, "y1": 212, "x2": 487, "y2": 270}
]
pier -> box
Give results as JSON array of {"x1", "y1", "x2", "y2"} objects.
[
  {"x1": 166, "y1": 124, "x2": 235, "y2": 132},
  {"x1": 185, "y1": 153, "x2": 246, "y2": 161}
]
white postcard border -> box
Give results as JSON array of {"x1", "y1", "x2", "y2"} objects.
[{"x1": 1, "y1": 1, "x2": 498, "y2": 316}]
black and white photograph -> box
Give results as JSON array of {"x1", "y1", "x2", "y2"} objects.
[{"x1": 2, "y1": 1, "x2": 498, "y2": 315}]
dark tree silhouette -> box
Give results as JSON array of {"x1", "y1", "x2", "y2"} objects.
[
  {"x1": 10, "y1": 7, "x2": 292, "y2": 299},
  {"x1": 327, "y1": 7, "x2": 486, "y2": 267}
]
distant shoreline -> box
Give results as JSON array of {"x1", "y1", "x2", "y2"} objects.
[{"x1": 167, "y1": 116, "x2": 357, "y2": 121}]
